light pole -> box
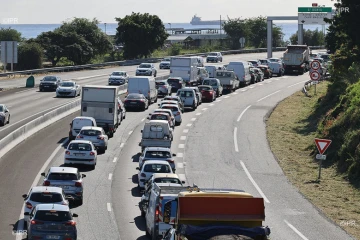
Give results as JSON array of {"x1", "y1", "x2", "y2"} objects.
[
  {"x1": 168, "y1": 23, "x2": 172, "y2": 34},
  {"x1": 104, "y1": 23, "x2": 107, "y2": 35}
]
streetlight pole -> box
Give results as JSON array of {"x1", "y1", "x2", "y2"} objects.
[
  {"x1": 168, "y1": 23, "x2": 172, "y2": 34},
  {"x1": 104, "y1": 23, "x2": 107, "y2": 35}
]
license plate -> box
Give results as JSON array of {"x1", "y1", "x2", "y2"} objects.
[
  {"x1": 46, "y1": 235, "x2": 60, "y2": 239},
  {"x1": 131, "y1": 102, "x2": 137, "y2": 104},
  {"x1": 75, "y1": 153, "x2": 85, "y2": 156},
  {"x1": 55, "y1": 185, "x2": 70, "y2": 189},
  {"x1": 44, "y1": 86, "x2": 49, "y2": 87}
]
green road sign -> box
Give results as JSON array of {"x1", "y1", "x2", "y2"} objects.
[{"x1": 298, "y1": 7, "x2": 332, "y2": 12}]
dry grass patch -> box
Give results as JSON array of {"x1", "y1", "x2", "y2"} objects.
[{"x1": 266, "y1": 81, "x2": 360, "y2": 239}]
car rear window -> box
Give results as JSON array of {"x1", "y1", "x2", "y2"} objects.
[
  {"x1": 162, "y1": 106, "x2": 178, "y2": 111},
  {"x1": 198, "y1": 86, "x2": 211, "y2": 91},
  {"x1": 154, "y1": 111, "x2": 171, "y2": 117},
  {"x1": 154, "y1": 178, "x2": 181, "y2": 184},
  {"x1": 151, "y1": 115, "x2": 168, "y2": 121},
  {"x1": 177, "y1": 91, "x2": 193, "y2": 97},
  {"x1": 156, "y1": 82, "x2": 166, "y2": 85},
  {"x1": 47, "y1": 173, "x2": 78, "y2": 181},
  {"x1": 68, "y1": 143, "x2": 92, "y2": 151},
  {"x1": 80, "y1": 130, "x2": 101, "y2": 136},
  {"x1": 143, "y1": 164, "x2": 171, "y2": 173},
  {"x1": 167, "y1": 79, "x2": 180, "y2": 84},
  {"x1": 35, "y1": 210, "x2": 72, "y2": 222},
  {"x1": 30, "y1": 192, "x2": 63, "y2": 203},
  {"x1": 145, "y1": 151, "x2": 171, "y2": 158}
]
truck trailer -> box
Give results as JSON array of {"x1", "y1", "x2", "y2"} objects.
[
  {"x1": 170, "y1": 57, "x2": 199, "y2": 86},
  {"x1": 283, "y1": 45, "x2": 310, "y2": 74}
]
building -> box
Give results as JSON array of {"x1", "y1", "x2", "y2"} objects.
[{"x1": 166, "y1": 28, "x2": 228, "y2": 47}]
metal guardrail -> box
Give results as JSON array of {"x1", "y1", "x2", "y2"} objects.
[{"x1": 0, "y1": 46, "x2": 325, "y2": 78}]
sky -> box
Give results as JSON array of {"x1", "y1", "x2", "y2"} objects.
[{"x1": 0, "y1": 0, "x2": 336, "y2": 24}]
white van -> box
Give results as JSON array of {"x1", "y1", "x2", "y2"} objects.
[
  {"x1": 69, "y1": 116, "x2": 96, "y2": 140},
  {"x1": 227, "y1": 61, "x2": 251, "y2": 87},
  {"x1": 127, "y1": 76, "x2": 158, "y2": 103},
  {"x1": 268, "y1": 62, "x2": 284, "y2": 76},
  {"x1": 176, "y1": 88, "x2": 197, "y2": 110}
]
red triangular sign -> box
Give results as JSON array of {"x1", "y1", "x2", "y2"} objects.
[{"x1": 314, "y1": 138, "x2": 332, "y2": 155}]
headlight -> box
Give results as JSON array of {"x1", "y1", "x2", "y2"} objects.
[{"x1": 164, "y1": 136, "x2": 168, "y2": 140}]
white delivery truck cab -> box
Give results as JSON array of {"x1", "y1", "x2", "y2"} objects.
[
  {"x1": 127, "y1": 76, "x2": 157, "y2": 103},
  {"x1": 69, "y1": 116, "x2": 97, "y2": 140},
  {"x1": 170, "y1": 57, "x2": 199, "y2": 86},
  {"x1": 227, "y1": 61, "x2": 252, "y2": 87},
  {"x1": 81, "y1": 85, "x2": 122, "y2": 137}
]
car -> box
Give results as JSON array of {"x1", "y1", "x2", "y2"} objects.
[
  {"x1": 250, "y1": 68, "x2": 258, "y2": 84},
  {"x1": 268, "y1": 58, "x2": 283, "y2": 64},
  {"x1": 76, "y1": 126, "x2": 109, "y2": 152},
  {"x1": 41, "y1": 167, "x2": 86, "y2": 205},
  {"x1": 0, "y1": 104, "x2": 10, "y2": 126},
  {"x1": 139, "y1": 147, "x2": 177, "y2": 171},
  {"x1": 159, "y1": 58, "x2": 171, "y2": 69},
  {"x1": 253, "y1": 67, "x2": 265, "y2": 81},
  {"x1": 152, "y1": 109, "x2": 176, "y2": 126},
  {"x1": 136, "y1": 160, "x2": 174, "y2": 188},
  {"x1": 22, "y1": 186, "x2": 70, "y2": 219},
  {"x1": 160, "y1": 104, "x2": 182, "y2": 125},
  {"x1": 198, "y1": 85, "x2": 216, "y2": 102},
  {"x1": 39, "y1": 76, "x2": 62, "y2": 91},
  {"x1": 188, "y1": 87, "x2": 202, "y2": 105},
  {"x1": 196, "y1": 56, "x2": 205, "y2": 67},
  {"x1": 24, "y1": 204, "x2": 78, "y2": 240},
  {"x1": 147, "y1": 113, "x2": 175, "y2": 129},
  {"x1": 136, "y1": 63, "x2": 157, "y2": 77},
  {"x1": 202, "y1": 78, "x2": 223, "y2": 97},
  {"x1": 319, "y1": 54, "x2": 331, "y2": 62},
  {"x1": 167, "y1": 77, "x2": 185, "y2": 92},
  {"x1": 124, "y1": 93, "x2": 149, "y2": 111},
  {"x1": 258, "y1": 59, "x2": 271, "y2": 66},
  {"x1": 258, "y1": 65, "x2": 273, "y2": 78},
  {"x1": 108, "y1": 71, "x2": 129, "y2": 85},
  {"x1": 64, "y1": 140, "x2": 97, "y2": 169},
  {"x1": 156, "y1": 80, "x2": 172, "y2": 96},
  {"x1": 118, "y1": 98, "x2": 126, "y2": 120},
  {"x1": 162, "y1": 96, "x2": 184, "y2": 111},
  {"x1": 160, "y1": 99, "x2": 184, "y2": 113},
  {"x1": 206, "y1": 52, "x2": 223, "y2": 62},
  {"x1": 176, "y1": 88, "x2": 198, "y2": 110},
  {"x1": 248, "y1": 60, "x2": 261, "y2": 68},
  {"x1": 197, "y1": 67, "x2": 209, "y2": 84},
  {"x1": 56, "y1": 81, "x2": 81, "y2": 98}
]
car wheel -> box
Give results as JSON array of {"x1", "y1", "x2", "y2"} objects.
[
  {"x1": 142, "y1": 105, "x2": 146, "y2": 111},
  {"x1": 91, "y1": 164, "x2": 95, "y2": 170},
  {"x1": 78, "y1": 198, "x2": 83, "y2": 206},
  {"x1": 7, "y1": 115, "x2": 10, "y2": 124}
]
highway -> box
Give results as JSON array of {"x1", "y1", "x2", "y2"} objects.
[{"x1": 0, "y1": 51, "x2": 353, "y2": 240}]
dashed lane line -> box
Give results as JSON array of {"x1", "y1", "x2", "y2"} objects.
[
  {"x1": 180, "y1": 136, "x2": 187, "y2": 141},
  {"x1": 237, "y1": 105, "x2": 251, "y2": 122},
  {"x1": 284, "y1": 220, "x2": 309, "y2": 240},
  {"x1": 256, "y1": 90, "x2": 281, "y2": 102}
]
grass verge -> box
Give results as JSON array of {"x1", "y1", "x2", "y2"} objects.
[{"x1": 266, "y1": 81, "x2": 360, "y2": 239}]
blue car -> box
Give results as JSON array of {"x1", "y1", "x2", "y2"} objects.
[{"x1": 25, "y1": 204, "x2": 78, "y2": 240}]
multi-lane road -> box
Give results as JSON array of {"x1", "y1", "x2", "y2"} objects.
[{"x1": 0, "y1": 52, "x2": 354, "y2": 240}]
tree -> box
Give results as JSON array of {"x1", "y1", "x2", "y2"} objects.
[
  {"x1": 247, "y1": 17, "x2": 267, "y2": 48},
  {"x1": 35, "y1": 31, "x2": 64, "y2": 66},
  {"x1": 115, "y1": 13, "x2": 169, "y2": 59},
  {"x1": 16, "y1": 42, "x2": 43, "y2": 70},
  {"x1": 223, "y1": 18, "x2": 249, "y2": 49},
  {"x1": 289, "y1": 29, "x2": 325, "y2": 46},
  {"x1": 0, "y1": 28, "x2": 22, "y2": 42}
]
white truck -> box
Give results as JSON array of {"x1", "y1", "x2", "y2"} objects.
[
  {"x1": 215, "y1": 70, "x2": 240, "y2": 92},
  {"x1": 140, "y1": 120, "x2": 173, "y2": 151},
  {"x1": 81, "y1": 85, "x2": 122, "y2": 137},
  {"x1": 283, "y1": 45, "x2": 310, "y2": 74},
  {"x1": 170, "y1": 57, "x2": 199, "y2": 86}
]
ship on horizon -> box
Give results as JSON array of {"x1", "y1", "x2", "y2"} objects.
[{"x1": 190, "y1": 15, "x2": 225, "y2": 25}]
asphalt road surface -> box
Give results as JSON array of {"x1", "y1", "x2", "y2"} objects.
[{"x1": 0, "y1": 52, "x2": 353, "y2": 240}]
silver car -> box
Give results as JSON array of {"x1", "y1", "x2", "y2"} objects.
[
  {"x1": 0, "y1": 104, "x2": 10, "y2": 126},
  {"x1": 159, "y1": 58, "x2": 171, "y2": 69},
  {"x1": 139, "y1": 147, "x2": 177, "y2": 171},
  {"x1": 136, "y1": 63, "x2": 157, "y2": 77},
  {"x1": 108, "y1": 71, "x2": 129, "y2": 85},
  {"x1": 76, "y1": 126, "x2": 109, "y2": 152},
  {"x1": 56, "y1": 81, "x2": 81, "y2": 98},
  {"x1": 156, "y1": 80, "x2": 172, "y2": 96}
]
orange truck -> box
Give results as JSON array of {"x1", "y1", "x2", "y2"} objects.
[{"x1": 162, "y1": 188, "x2": 270, "y2": 240}]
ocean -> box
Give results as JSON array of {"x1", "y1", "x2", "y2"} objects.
[{"x1": 0, "y1": 22, "x2": 326, "y2": 42}]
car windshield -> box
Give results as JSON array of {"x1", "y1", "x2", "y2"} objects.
[
  {"x1": 43, "y1": 76, "x2": 57, "y2": 81},
  {"x1": 208, "y1": 53, "x2": 217, "y2": 56},
  {"x1": 203, "y1": 80, "x2": 217, "y2": 87},
  {"x1": 127, "y1": 94, "x2": 143, "y2": 99},
  {"x1": 260, "y1": 60, "x2": 267, "y2": 63},
  {"x1": 154, "y1": 178, "x2": 182, "y2": 184},
  {"x1": 198, "y1": 86, "x2": 211, "y2": 91},
  {"x1": 60, "y1": 82, "x2": 74, "y2": 87},
  {"x1": 30, "y1": 192, "x2": 63, "y2": 203},
  {"x1": 156, "y1": 82, "x2": 166, "y2": 85},
  {"x1": 47, "y1": 173, "x2": 78, "y2": 181},
  {"x1": 167, "y1": 79, "x2": 180, "y2": 84},
  {"x1": 145, "y1": 151, "x2": 171, "y2": 158},
  {"x1": 162, "y1": 106, "x2": 178, "y2": 111},
  {"x1": 177, "y1": 91, "x2": 193, "y2": 97},
  {"x1": 112, "y1": 72, "x2": 125, "y2": 76},
  {"x1": 151, "y1": 115, "x2": 168, "y2": 121},
  {"x1": 154, "y1": 111, "x2": 171, "y2": 117},
  {"x1": 139, "y1": 64, "x2": 151, "y2": 68},
  {"x1": 80, "y1": 130, "x2": 101, "y2": 136},
  {"x1": 0, "y1": 106, "x2": 3, "y2": 112},
  {"x1": 163, "y1": 58, "x2": 170, "y2": 61},
  {"x1": 68, "y1": 143, "x2": 92, "y2": 151},
  {"x1": 164, "y1": 97, "x2": 178, "y2": 102},
  {"x1": 143, "y1": 164, "x2": 171, "y2": 173},
  {"x1": 35, "y1": 210, "x2": 72, "y2": 222},
  {"x1": 249, "y1": 61, "x2": 257, "y2": 64}
]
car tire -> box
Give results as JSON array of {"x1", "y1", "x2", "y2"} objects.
[
  {"x1": 7, "y1": 115, "x2": 10, "y2": 124},
  {"x1": 91, "y1": 165, "x2": 95, "y2": 170},
  {"x1": 154, "y1": 71, "x2": 157, "y2": 77},
  {"x1": 78, "y1": 198, "x2": 83, "y2": 206},
  {"x1": 142, "y1": 106, "x2": 146, "y2": 111}
]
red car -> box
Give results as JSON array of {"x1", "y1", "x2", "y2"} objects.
[{"x1": 198, "y1": 85, "x2": 216, "y2": 102}]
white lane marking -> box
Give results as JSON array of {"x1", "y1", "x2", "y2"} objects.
[
  {"x1": 107, "y1": 203, "x2": 112, "y2": 212},
  {"x1": 249, "y1": 86, "x2": 255, "y2": 89},
  {"x1": 241, "y1": 89, "x2": 247, "y2": 92},
  {"x1": 15, "y1": 88, "x2": 35, "y2": 94},
  {"x1": 283, "y1": 76, "x2": 289, "y2": 79},
  {"x1": 258, "y1": 83, "x2": 263, "y2": 86},
  {"x1": 232, "y1": 92, "x2": 238, "y2": 95},
  {"x1": 141, "y1": 118, "x2": 145, "y2": 122},
  {"x1": 178, "y1": 174, "x2": 186, "y2": 182},
  {"x1": 183, "y1": 129, "x2": 189, "y2": 133},
  {"x1": 34, "y1": 96, "x2": 43, "y2": 100},
  {"x1": 202, "y1": 108, "x2": 208, "y2": 111},
  {"x1": 257, "y1": 90, "x2": 281, "y2": 102},
  {"x1": 272, "y1": 78, "x2": 280, "y2": 81},
  {"x1": 178, "y1": 144, "x2": 185, "y2": 148},
  {"x1": 223, "y1": 96, "x2": 229, "y2": 98},
  {"x1": 120, "y1": 143, "x2": 124, "y2": 148},
  {"x1": 287, "y1": 80, "x2": 308, "y2": 88},
  {"x1": 284, "y1": 220, "x2": 309, "y2": 240},
  {"x1": 113, "y1": 157, "x2": 118, "y2": 162},
  {"x1": 234, "y1": 127, "x2": 239, "y2": 152},
  {"x1": 196, "y1": 113, "x2": 201, "y2": 116},
  {"x1": 265, "y1": 81, "x2": 272, "y2": 84},
  {"x1": 240, "y1": 160, "x2": 270, "y2": 203},
  {"x1": 16, "y1": 138, "x2": 68, "y2": 238},
  {"x1": 186, "y1": 123, "x2": 192, "y2": 127},
  {"x1": 237, "y1": 105, "x2": 251, "y2": 122},
  {"x1": 128, "y1": 130, "x2": 133, "y2": 135},
  {"x1": 7, "y1": 105, "x2": 12, "y2": 108},
  {"x1": 73, "y1": 74, "x2": 108, "y2": 80},
  {"x1": 177, "y1": 163, "x2": 184, "y2": 168},
  {"x1": 108, "y1": 173, "x2": 113, "y2": 180},
  {"x1": 215, "y1": 99, "x2": 221, "y2": 102},
  {"x1": 191, "y1": 118, "x2": 196, "y2": 121},
  {"x1": 209, "y1": 104, "x2": 214, "y2": 106},
  {"x1": 176, "y1": 153, "x2": 184, "y2": 158},
  {"x1": 180, "y1": 136, "x2": 187, "y2": 141}
]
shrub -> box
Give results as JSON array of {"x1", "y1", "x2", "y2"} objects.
[
  {"x1": 168, "y1": 44, "x2": 181, "y2": 56},
  {"x1": 16, "y1": 42, "x2": 44, "y2": 70}
]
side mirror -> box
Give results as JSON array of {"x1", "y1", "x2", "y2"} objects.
[
  {"x1": 146, "y1": 117, "x2": 149, "y2": 120},
  {"x1": 141, "y1": 130, "x2": 143, "y2": 133},
  {"x1": 72, "y1": 213, "x2": 78, "y2": 217},
  {"x1": 136, "y1": 167, "x2": 140, "y2": 170},
  {"x1": 158, "y1": 104, "x2": 160, "y2": 106},
  {"x1": 24, "y1": 212, "x2": 30, "y2": 216},
  {"x1": 41, "y1": 172, "x2": 45, "y2": 177},
  {"x1": 22, "y1": 194, "x2": 27, "y2": 199},
  {"x1": 82, "y1": 174, "x2": 86, "y2": 178},
  {"x1": 181, "y1": 181, "x2": 185, "y2": 184},
  {"x1": 149, "y1": 113, "x2": 152, "y2": 115},
  {"x1": 172, "y1": 153, "x2": 177, "y2": 157}
]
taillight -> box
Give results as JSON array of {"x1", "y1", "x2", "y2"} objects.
[
  {"x1": 43, "y1": 181, "x2": 50, "y2": 186},
  {"x1": 176, "y1": 112, "x2": 180, "y2": 116},
  {"x1": 75, "y1": 182, "x2": 82, "y2": 187},
  {"x1": 90, "y1": 152, "x2": 95, "y2": 156},
  {"x1": 65, "y1": 221, "x2": 76, "y2": 226},
  {"x1": 167, "y1": 159, "x2": 174, "y2": 163},
  {"x1": 26, "y1": 202, "x2": 33, "y2": 209},
  {"x1": 141, "y1": 173, "x2": 146, "y2": 177},
  {"x1": 62, "y1": 201, "x2": 68, "y2": 205},
  {"x1": 65, "y1": 151, "x2": 70, "y2": 155},
  {"x1": 30, "y1": 220, "x2": 43, "y2": 225},
  {"x1": 139, "y1": 99, "x2": 145, "y2": 102},
  {"x1": 97, "y1": 136, "x2": 104, "y2": 140},
  {"x1": 77, "y1": 135, "x2": 83, "y2": 139},
  {"x1": 155, "y1": 206, "x2": 160, "y2": 222}
]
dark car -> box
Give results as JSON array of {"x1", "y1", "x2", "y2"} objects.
[
  {"x1": 167, "y1": 77, "x2": 185, "y2": 92},
  {"x1": 39, "y1": 76, "x2": 62, "y2": 91},
  {"x1": 0, "y1": 104, "x2": 10, "y2": 126},
  {"x1": 124, "y1": 93, "x2": 149, "y2": 111},
  {"x1": 258, "y1": 65, "x2": 273, "y2": 79},
  {"x1": 198, "y1": 85, "x2": 216, "y2": 102}
]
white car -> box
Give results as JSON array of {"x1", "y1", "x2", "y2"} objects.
[
  {"x1": 64, "y1": 140, "x2": 97, "y2": 169},
  {"x1": 22, "y1": 186, "x2": 69, "y2": 220},
  {"x1": 152, "y1": 109, "x2": 176, "y2": 126},
  {"x1": 160, "y1": 104, "x2": 182, "y2": 125},
  {"x1": 136, "y1": 63, "x2": 157, "y2": 77},
  {"x1": 159, "y1": 58, "x2": 171, "y2": 69},
  {"x1": 176, "y1": 88, "x2": 198, "y2": 110},
  {"x1": 136, "y1": 160, "x2": 173, "y2": 188},
  {"x1": 139, "y1": 147, "x2": 177, "y2": 170},
  {"x1": 108, "y1": 71, "x2": 129, "y2": 85},
  {"x1": 76, "y1": 126, "x2": 108, "y2": 152},
  {"x1": 56, "y1": 81, "x2": 81, "y2": 97},
  {"x1": 189, "y1": 87, "x2": 202, "y2": 105}
]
